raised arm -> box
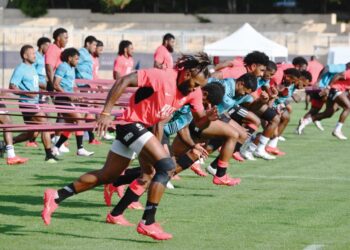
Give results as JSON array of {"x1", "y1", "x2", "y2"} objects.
[{"x1": 96, "y1": 72, "x2": 138, "y2": 135}]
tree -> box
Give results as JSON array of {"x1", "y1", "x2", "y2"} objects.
[{"x1": 11, "y1": 0, "x2": 48, "y2": 17}]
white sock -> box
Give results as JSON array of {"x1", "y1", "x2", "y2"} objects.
[
  {"x1": 257, "y1": 135, "x2": 270, "y2": 151},
  {"x1": 6, "y1": 145, "x2": 16, "y2": 158},
  {"x1": 304, "y1": 117, "x2": 313, "y2": 125},
  {"x1": 268, "y1": 137, "x2": 279, "y2": 148},
  {"x1": 247, "y1": 142, "x2": 257, "y2": 153},
  {"x1": 334, "y1": 122, "x2": 343, "y2": 132}
]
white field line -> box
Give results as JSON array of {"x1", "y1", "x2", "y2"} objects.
[
  {"x1": 239, "y1": 175, "x2": 350, "y2": 182},
  {"x1": 303, "y1": 244, "x2": 324, "y2": 250}
]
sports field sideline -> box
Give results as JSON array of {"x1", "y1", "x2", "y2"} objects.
[{"x1": 1, "y1": 102, "x2": 349, "y2": 250}]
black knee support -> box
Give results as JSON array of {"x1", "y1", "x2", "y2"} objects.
[
  {"x1": 261, "y1": 108, "x2": 277, "y2": 122},
  {"x1": 207, "y1": 138, "x2": 224, "y2": 151},
  {"x1": 177, "y1": 153, "x2": 196, "y2": 170},
  {"x1": 152, "y1": 158, "x2": 175, "y2": 186}
]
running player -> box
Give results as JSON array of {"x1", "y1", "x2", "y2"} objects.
[
  {"x1": 51, "y1": 48, "x2": 94, "y2": 156},
  {"x1": 26, "y1": 36, "x2": 52, "y2": 148},
  {"x1": 9, "y1": 45, "x2": 58, "y2": 163},
  {"x1": 298, "y1": 67, "x2": 350, "y2": 140},
  {"x1": 41, "y1": 53, "x2": 217, "y2": 240},
  {"x1": 297, "y1": 62, "x2": 350, "y2": 136}
]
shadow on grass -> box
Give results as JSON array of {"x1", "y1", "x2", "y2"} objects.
[
  {"x1": 0, "y1": 224, "x2": 27, "y2": 236},
  {"x1": 0, "y1": 224, "x2": 156, "y2": 244},
  {"x1": 64, "y1": 167, "x2": 98, "y2": 173},
  {"x1": 0, "y1": 195, "x2": 105, "y2": 208},
  {"x1": 166, "y1": 192, "x2": 214, "y2": 198},
  {"x1": 0, "y1": 205, "x2": 102, "y2": 223}
]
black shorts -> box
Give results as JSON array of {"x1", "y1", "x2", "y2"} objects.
[
  {"x1": 219, "y1": 114, "x2": 231, "y2": 123},
  {"x1": 227, "y1": 105, "x2": 248, "y2": 124},
  {"x1": 111, "y1": 122, "x2": 154, "y2": 159},
  {"x1": 328, "y1": 88, "x2": 342, "y2": 102},
  {"x1": 54, "y1": 97, "x2": 75, "y2": 107},
  {"x1": 188, "y1": 121, "x2": 203, "y2": 139},
  {"x1": 19, "y1": 104, "x2": 39, "y2": 123}
]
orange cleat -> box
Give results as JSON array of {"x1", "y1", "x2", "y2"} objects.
[
  {"x1": 136, "y1": 222, "x2": 173, "y2": 240},
  {"x1": 265, "y1": 146, "x2": 286, "y2": 156},
  {"x1": 89, "y1": 139, "x2": 102, "y2": 145},
  {"x1": 106, "y1": 213, "x2": 134, "y2": 226},
  {"x1": 25, "y1": 141, "x2": 38, "y2": 148},
  {"x1": 128, "y1": 201, "x2": 144, "y2": 210},
  {"x1": 190, "y1": 163, "x2": 208, "y2": 177},
  {"x1": 6, "y1": 156, "x2": 29, "y2": 165},
  {"x1": 41, "y1": 189, "x2": 59, "y2": 225},
  {"x1": 213, "y1": 174, "x2": 241, "y2": 186},
  {"x1": 232, "y1": 152, "x2": 245, "y2": 162}
]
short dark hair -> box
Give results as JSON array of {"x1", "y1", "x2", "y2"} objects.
[
  {"x1": 300, "y1": 70, "x2": 312, "y2": 82},
  {"x1": 20, "y1": 45, "x2": 33, "y2": 60},
  {"x1": 266, "y1": 60, "x2": 277, "y2": 72},
  {"x1": 292, "y1": 56, "x2": 308, "y2": 67},
  {"x1": 118, "y1": 40, "x2": 132, "y2": 56},
  {"x1": 244, "y1": 51, "x2": 269, "y2": 67},
  {"x1": 84, "y1": 36, "x2": 97, "y2": 47},
  {"x1": 53, "y1": 28, "x2": 67, "y2": 41},
  {"x1": 202, "y1": 82, "x2": 225, "y2": 106},
  {"x1": 346, "y1": 62, "x2": 350, "y2": 69},
  {"x1": 163, "y1": 33, "x2": 175, "y2": 44},
  {"x1": 37, "y1": 37, "x2": 51, "y2": 48},
  {"x1": 237, "y1": 73, "x2": 258, "y2": 92},
  {"x1": 60, "y1": 47, "x2": 80, "y2": 62},
  {"x1": 284, "y1": 68, "x2": 301, "y2": 78},
  {"x1": 97, "y1": 40, "x2": 104, "y2": 47}
]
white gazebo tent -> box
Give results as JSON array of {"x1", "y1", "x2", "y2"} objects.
[{"x1": 204, "y1": 23, "x2": 288, "y2": 59}]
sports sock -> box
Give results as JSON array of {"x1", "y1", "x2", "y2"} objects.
[
  {"x1": 304, "y1": 117, "x2": 313, "y2": 125},
  {"x1": 6, "y1": 145, "x2": 15, "y2": 158},
  {"x1": 210, "y1": 156, "x2": 219, "y2": 169},
  {"x1": 55, "y1": 183, "x2": 76, "y2": 204},
  {"x1": 257, "y1": 135, "x2": 269, "y2": 152},
  {"x1": 142, "y1": 201, "x2": 158, "y2": 225},
  {"x1": 88, "y1": 131, "x2": 95, "y2": 143},
  {"x1": 113, "y1": 169, "x2": 140, "y2": 186},
  {"x1": 334, "y1": 122, "x2": 343, "y2": 132},
  {"x1": 44, "y1": 148, "x2": 54, "y2": 159},
  {"x1": 268, "y1": 137, "x2": 279, "y2": 148},
  {"x1": 55, "y1": 135, "x2": 68, "y2": 148},
  {"x1": 234, "y1": 142, "x2": 242, "y2": 152},
  {"x1": 110, "y1": 188, "x2": 140, "y2": 216},
  {"x1": 76, "y1": 136, "x2": 84, "y2": 149},
  {"x1": 216, "y1": 160, "x2": 228, "y2": 177}
]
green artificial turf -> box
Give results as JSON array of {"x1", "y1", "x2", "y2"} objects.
[{"x1": 1, "y1": 103, "x2": 350, "y2": 250}]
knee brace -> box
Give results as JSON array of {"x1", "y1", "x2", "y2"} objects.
[
  {"x1": 177, "y1": 153, "x2": 196, "y2": 170},
  {"x1": 261, "y1": 108, "x2": 278, "y2": 122},
  {"x1": 152, "y1": 158, "x2": 175, "y2": 186}
]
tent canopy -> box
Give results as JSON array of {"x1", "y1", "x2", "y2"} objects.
[
  {"x1": 327, "y1": 47, "x2": 350, "y2": 65},
  {"x1": 204, "y1": 23, "x2": 288, "y2": 58}
]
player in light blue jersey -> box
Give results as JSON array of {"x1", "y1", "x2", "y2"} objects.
[
  {"x1": 52, "y1": 48, "x2": 94, "y2": 157},
  {"x1": 75, "y1": 35, "x2": 100, "y2": 144},
  {"x1": 9, "y1": 45, "x2": 58, "y2": 163},
  {"x1": 300, "y1": 62, "x2": 350, "y2": 133},
  {"x1": 75, "y1": 36, "x2": 97, "y2": 80},
  {"x1": 34, "y1": 37, "x2": 51, "y2": 90}
]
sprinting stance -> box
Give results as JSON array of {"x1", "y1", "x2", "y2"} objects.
[{"x1": 41, "y1": 53, "x2": 217, "y2": 240}]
